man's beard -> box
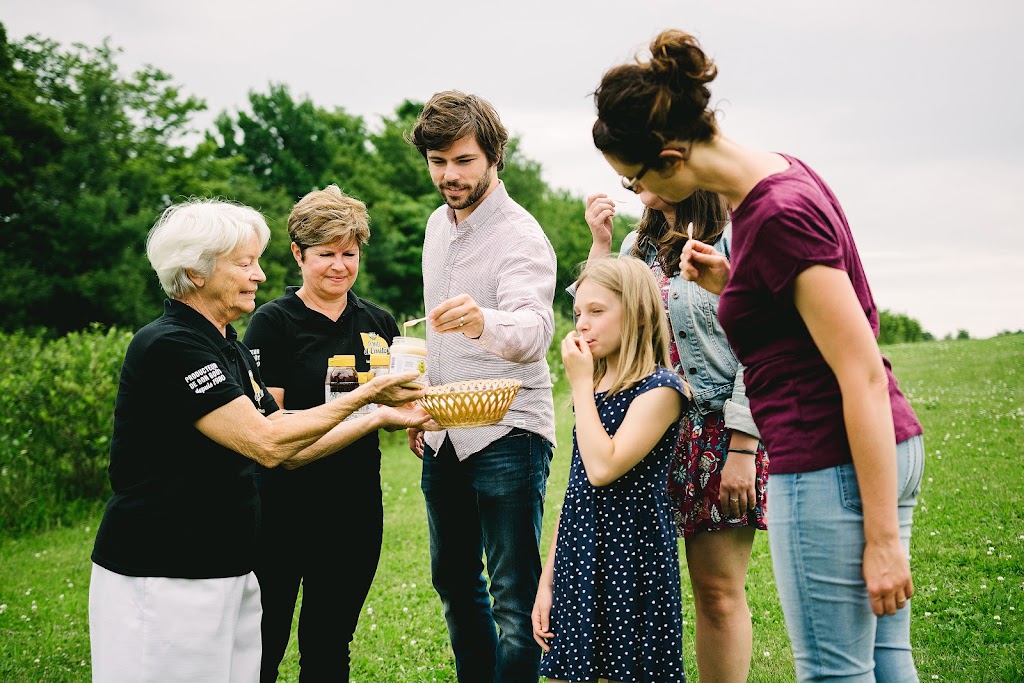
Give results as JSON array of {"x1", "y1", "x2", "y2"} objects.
[{"x1": 438, "y1": 174, "x2": 491, "y2": 210}]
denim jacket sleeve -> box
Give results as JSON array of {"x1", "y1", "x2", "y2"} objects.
[{"x1": 724, "y1": 366, "x2": 760, "y2": 439}]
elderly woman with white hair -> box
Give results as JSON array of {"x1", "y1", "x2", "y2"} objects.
[{"x1": 88, "y1": 198, "x2": 435, "y2": 683}]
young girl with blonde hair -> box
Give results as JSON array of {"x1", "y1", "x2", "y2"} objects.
[{"x1": 532, "y1": 255, "x2": 689, "y2": 683}]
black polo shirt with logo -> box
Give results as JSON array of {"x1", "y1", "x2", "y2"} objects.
[
  {"x1": 91, "y1": 299, "x2": 279, "y2": 579},
  {"x1": 242, "y1": 286, "x2": 399, "y2": 490}
]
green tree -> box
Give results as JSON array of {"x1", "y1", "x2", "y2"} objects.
[
  {"x1": 0, "y1": 29, "x2": 209, "y2": 333},
  {"x1": 213, "y1": 83, "x2": 371, "y2": 201},
  {"x1": 878, "y1": 310, "x2": 928, "y2": 345}
]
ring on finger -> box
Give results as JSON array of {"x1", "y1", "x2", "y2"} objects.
[{"x1": 459, "y1": 315, "x2": 466, "y2": 327}]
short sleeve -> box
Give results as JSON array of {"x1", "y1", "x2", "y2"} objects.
[
  {"x1": 746, "y1": 209, "x2": 844, "y2": 296},
  {"x1": 146, "y1": 331, "x2": 246, "y2": 422}
]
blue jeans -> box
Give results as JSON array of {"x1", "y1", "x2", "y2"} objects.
[
  {"x1": 421, "y1": 429, "x2": 552, "y2": 683},
  {"x1": 768, "y1": 435, "x2": 924, "y2": 682}
]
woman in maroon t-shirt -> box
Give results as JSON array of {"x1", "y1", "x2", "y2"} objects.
[{"x1": 588, "y1": 29, "x2": 925, "y2": 682}]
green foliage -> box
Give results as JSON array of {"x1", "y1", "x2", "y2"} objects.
[
  {"x1": 0, "y1": 326, "x2": 131, "y2": 534},
  {"x1": 878, "y1": 309, "x2": 930, "y2": 345},
  {"x1": 0, "y1": 30, "x2": 210, "y2": 334}
]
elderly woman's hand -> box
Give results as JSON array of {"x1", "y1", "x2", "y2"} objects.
[
  {"x1": 361, "y1": 372, "x2": 427, "y2": 407},
  {"x1": 376, "y1": 403, "x2": 441, "y2": 432}
]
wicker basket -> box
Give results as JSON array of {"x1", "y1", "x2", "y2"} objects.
[{"x1": 419, "y1": 378, "x2": 522, "y2": 428}]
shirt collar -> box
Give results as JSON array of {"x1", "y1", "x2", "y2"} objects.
[
  {"x1": 283, "y1": 286, "x2": 366, "y2": 320},
  {"x1": 164, "y1": 298, "x2": 237, "y2": 348},
  {"x1": 445, "y1": 180, "x2": 508, "y2": 232}
]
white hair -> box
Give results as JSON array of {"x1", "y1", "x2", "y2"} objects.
[{"x1": 146, "y1": 198, "x2": 271, "y2": 299}]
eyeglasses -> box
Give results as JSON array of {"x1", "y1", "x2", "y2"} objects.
[
  {"x1": 619, "y1": 142, "x2": 693, "y2": 194},
  {"x1": 620, "y1": 162, "x2": 651, "y2": 193}
]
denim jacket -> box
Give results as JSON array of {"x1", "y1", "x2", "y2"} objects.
[{"x1": 619, "y1": 227, "x2": 760, "y2": 439}]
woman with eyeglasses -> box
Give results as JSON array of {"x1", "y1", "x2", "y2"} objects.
[
  {"x1": 590, "y1": 29, "x2": 925, "y2": 682},
  {"x1": 583, "y1": 188, "x2": 766, "y2": 683}
]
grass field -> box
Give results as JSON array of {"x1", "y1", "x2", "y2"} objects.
[{"x1": 1, "y1": 335, "x2": 1021, "y2": 681}]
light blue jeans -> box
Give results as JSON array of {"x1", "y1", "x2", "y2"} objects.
[{"x1": 768, "y1": 435, "x2": 924, "y2": 682}]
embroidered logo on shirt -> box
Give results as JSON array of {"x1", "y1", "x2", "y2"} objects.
[
  {"x1": 248, "y1": 370, "x2": 266, "y2": 411},
  {"x1": 185, "y1": 363, "x2": 225, "y2": 394},
  {"x1": 360, "y1": 332, "x2": 390, "y2": 356}
]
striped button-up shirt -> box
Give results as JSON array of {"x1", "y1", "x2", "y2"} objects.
[{"x1": 422, "y1": 181, "x2": 557, "y2": 460}]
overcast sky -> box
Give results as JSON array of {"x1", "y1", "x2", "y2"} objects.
[{"x1": 5, "y1": 0, "x2": 1022, "y2": 338}]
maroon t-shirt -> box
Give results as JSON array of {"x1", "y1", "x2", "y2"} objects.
[{"x1": 717, "y1": 154, "x2": 922, "y2": 475}]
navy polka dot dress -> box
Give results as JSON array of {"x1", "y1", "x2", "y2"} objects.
[{"x1": 540, "y1": 367, "x2": 688, "y2": 683}]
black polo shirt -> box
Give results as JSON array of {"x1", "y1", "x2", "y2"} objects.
[
  {"x1": 91, "y1": 299, "x2": 279, "y2": 579},
  {"x1": 243, "y1": 287, "x2": 400, "y2": 489}
]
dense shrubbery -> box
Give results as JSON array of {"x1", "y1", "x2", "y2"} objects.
[
  {"x1": 878, "y1": 310, "x2": 932, "y2": 345},
  {"x1": 0, "y1": 326, "x2": 132, "y2": 534}
]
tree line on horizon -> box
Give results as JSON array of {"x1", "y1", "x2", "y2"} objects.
[{"x1": 0, "y1": 23, "x2": 938, "y2": 345}]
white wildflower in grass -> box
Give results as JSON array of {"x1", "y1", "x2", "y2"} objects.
[
  {"x1": 981, "y1": 584, "x2": 987, "y2": 590},
  {"x1": 932, "y1": 675, "x2": 939, "y2": 680},
  {"x1": 994, "y1": 616, "x2": 1001, "y2": 621},
  {"x1": 58, "y1": 594, "x2": 64, "y2": 600},
  {"x1": 403, "y1": 607, "x2": 409, "y2": 613},
  {"x1": 370, "y1": 623, "x2": 377, "y2": 631},
  {"x1": 85, "y1": 526, "x2": 91, "y2": 532},
  {"x1": 763, "y1": 651, "x2": 771, "y2": 657},
  {"x1": 31, "y1": 601, "x2": 37, "y2": 611},
  {"x1": 67, "y1": 582, "x2": 73, "y2": 588},
  {"x1": 0, "y1": 604, "x2": 6, "y2": 613},
  {"x1": 410, "y1": 639, "x2": 417, "y2": 646},
  {"x1": 925, "y1": 612, "x2": 932, "y2": 616},
  {"x1": 998, "y1": 576, "x2": 1005, "y2": 581},
  {"x1": 401, "y1": 487, "x2": 408, "y2": 494},
  {"x1": 366, "y1": 606, "x2": 373, "y2": 614},
  {"x1": 24, "y1": 588, "x2": 31, "y2": 595}
]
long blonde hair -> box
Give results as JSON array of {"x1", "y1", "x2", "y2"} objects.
[{"x1": 575, "y1": 255, "x2": 672, "y2": 397}]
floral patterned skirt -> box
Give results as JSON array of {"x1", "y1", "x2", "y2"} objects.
[{"x1": 667, "y1": 405, "x2": 768, "y2": 539}]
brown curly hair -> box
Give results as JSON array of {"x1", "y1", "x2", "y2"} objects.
[
  {"x1": 631, "y1": 190, "x2": 728, "y2": 277},
  {"x1": 592, "y1": 30, "x2": 719, "y2": 170}
]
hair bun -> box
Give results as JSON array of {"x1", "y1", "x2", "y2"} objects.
[{"x1": 649, "y1": 30, "x2": 716, "y2": 89}]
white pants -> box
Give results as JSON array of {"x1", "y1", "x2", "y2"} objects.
[{"x1": 89, "y1": 563, "x2": 262, "y2": 682}]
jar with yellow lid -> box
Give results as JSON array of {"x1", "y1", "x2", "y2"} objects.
[
  {"x1": 369, "y1": 353, "x2": 391, "y2": 378},
  {"x1": 325, "y1": 355, "x2": 358, "y2": 403}
]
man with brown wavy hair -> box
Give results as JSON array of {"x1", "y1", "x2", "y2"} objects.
[{"x1": 406, "y1": 91, "x2": 558, "y2": 683}]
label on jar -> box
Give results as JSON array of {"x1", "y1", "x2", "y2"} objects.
[{"x1": 389, "y1": 354, "x2": 426, "y2": 388}]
